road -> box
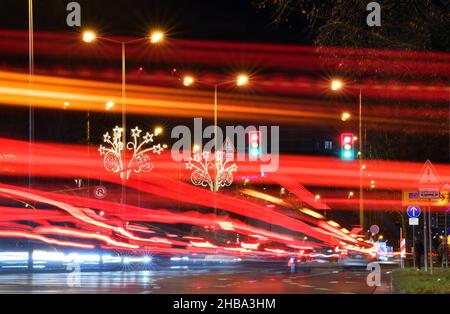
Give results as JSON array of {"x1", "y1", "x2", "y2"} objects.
[{"x1": 0, "y1": 266, "x2": 393, "y2": 294}]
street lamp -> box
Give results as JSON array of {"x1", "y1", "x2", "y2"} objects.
[
  {"x1": 82, "y1": 30, "x2": 96, "y2": 43},
  {"x1": 154, "y1": 126, "x2": 163, "y2": 136},
  {"x1": 237, "y1": 74, "x2": 249, "y2": 87},
  {"x1": 182, "y1": 73, "x2": 249, "y2": 192},
  {"x1": 183, "y1": 75, "x2": 195, "y2": 87},
  {"x1": 341, "y1": 112, "x2": 351, "y2": 122},
  {"x1": 150, "y1": 30, "x2": 164, "y2": 44},
  {"x1": 331, "y1": 79, "x2": 365, "y2": 230},
  {"x1": 331, "y1": 79, "x2": 343, "y2": 91},
  {"x1": 81, "y1": 29, "x2": 164, "y2": 208}
]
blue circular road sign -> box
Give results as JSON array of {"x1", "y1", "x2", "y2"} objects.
[
  {"x1": 407, "y1": 205, "x2": 421, "y2": 218},
  {"x1": 370, "y1": 225, "x2": 380, "y2": 234}
]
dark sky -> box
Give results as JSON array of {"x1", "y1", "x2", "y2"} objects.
[{"x1": 1, "y1": 0, "x2": 312, "y2": 44}]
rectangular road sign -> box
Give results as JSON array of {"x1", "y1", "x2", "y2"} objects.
[
  {"x1": 402, "y1": 190, "x2": 448, "y2": 207},
  {"x1": 409, "y1": 218, "x2": 419, "y2": 226},
  {"x1": 419, "y1": 189, "x2": 440, "y2": 199}
]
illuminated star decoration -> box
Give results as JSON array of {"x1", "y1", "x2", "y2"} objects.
[
  {"x1": 185, "y1": 140, "x2": 238, "y2": 192},
  {"x1": 99, "y1": 126, "x2": 164, "y2": 180}
]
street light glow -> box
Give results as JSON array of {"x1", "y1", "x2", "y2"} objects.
[
  {"x1": 82, "y1": 31, "x2": 96, "y2": 43},
  {"x1": 150, "y1": 30, "x2": 164, "y2": 44},
  {"x1": 154, "y1": 127, "x2": 163, "y2": 136},
  {"x1": 341, "y1": 112, "x2": 351, "y2": 121},
  {"x1": 331, "y1": 79, "x2": 343, "y2": 91},
  {"x1": 183, "y1": 76, "x2": 194, "y2": 87},
  {"x1": 237, "y1": 74, "x2": 249, "y2": 86},
  {"x1": 105, "y1": 101, "x2": 114, "y2": 110}
]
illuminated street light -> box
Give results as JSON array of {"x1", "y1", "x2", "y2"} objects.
[
  {"x1": 82, "y1": 31, "x2": 96, "y2": 43},
  {"x1": 150, "y1": 30, "x2": 164, "y2": 44},
  {"x1": 348, "y1": 191, "x2": 354, "y2": 198},
  {"x1": 154, "y1": 127, "x2": 163, "y2": 136},
  {"x1": 105, "y1": 101, "x2": 115, "y2": 111},
  {"x1": 315, "y1": 194, "x2": 321, "y2": 202},
  {"x1": 63, "y1": 101, "x2": 70, "y2": 109},
  {"x1": 236, "y1": 74, "x2": 249, "y2": 86},
  {"x1": 183, "y1": 76, "x2": 194, "y2": 87},
  {"x1": 331, "y1": 79, "x2": 343, "y2": 91},
  {"x1": 193, "y1": 144, "x2": 200, "y2": 153},
  {"x1": 341, "y1": 112, "x2": 351, "y2": 121},
  {"x1": 179, "y1": 74, "x2": 249, "y2": 192}
]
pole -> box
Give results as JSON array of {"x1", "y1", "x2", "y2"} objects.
[
  {"x1": 412, "y1": 224, "x2": 416, "y2": 269},
  {"x1": 27, "y1": 0, "x2": 34, "y2": 272},
  {"x1": 424, "y1": 205, "x2": 428, "y2": 272},
  {"x1": 428, "y1": 200, "x2": 433, "y2": 274},
  {"x1": 121, "y1": 42, "x2": 126, "y2": 212},
  {"x1": 359, "y1": 88, "x2": 364, "y2": 230},
  {"x1": 445, "y1": 208, "x2": 448, "y2": 270},
  {"x1": 214, "y1": 84, "x2": 218, "y2": 193},
  {"x1": 213, "y1": 85, "x2": 218, "y2": 239},
  {"x1": 400, "y1": 227, "x2": 403, "y2": 269}
]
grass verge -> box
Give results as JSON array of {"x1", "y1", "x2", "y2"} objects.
[{"x1": 392, "y1": 268, "x2": 450, "y2": 294}]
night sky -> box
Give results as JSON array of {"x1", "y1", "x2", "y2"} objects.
[{"x1": 1, "y1": 0, "x2": 311, "y2": 44}]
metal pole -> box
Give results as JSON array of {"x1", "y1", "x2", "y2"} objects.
[
  {"x1": 428, "y1": 200, "x2": 433, "y2": 274},
  {"x1": 359, "y1": 88, "x2": 364, "y2": 231},
  {"x1": 214, "y1": 85, "x2": 218, "y2": 198},
  {"x1": 213, "y1": 85, "x2": 218, "y2": 240},
  {"x1": 27, "y1": 0, "x2": 34, "y2": 272},
  {"x1": 121, "y1": 42, "x2": 126, "y2": 211},
  {"x1": 412, "y1": 224, "x2": 416, "y2": 269},
  {"x1": 424, "y1": 205, "x2": 428, "y2": 272},
  {"x1": 445, "y1": 208, "x2": 448, "y2": 270}
]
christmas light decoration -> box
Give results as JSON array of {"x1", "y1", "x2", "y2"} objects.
[
  {"x1": 185, "y1": 147, "x2": 237, "y2": 192},
  {"x1": 99, "y1": 126, "x2": 164, "y2": 180}
]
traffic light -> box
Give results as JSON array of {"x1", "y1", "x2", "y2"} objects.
[
  {"x1": 340, "y1": 133, "x2": 355, "y2": 160},
  {"x1": 248, "y1": 131, "x2": 261, "y2": 158}
]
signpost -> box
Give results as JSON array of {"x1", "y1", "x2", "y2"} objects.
[
  {"x1": 415, "y1": 160, "x2": 442, "y2": 274},
  {"x1": 402, "y1": 190, "x2": 448, "y2": 207},
  {"x1": 407, "y1": 206, "x2": 421, "y2": 269}
]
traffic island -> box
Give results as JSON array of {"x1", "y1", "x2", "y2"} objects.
[{"x1": 392, "y1": 268, "x2": 450, "y2": 294}]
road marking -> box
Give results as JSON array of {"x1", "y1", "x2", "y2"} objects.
[
  {"x1": 315, "y1": 287, "x2": 332, "y2": 291},
  {"x1": 300, "y1": 284, "x2": 314, "y2": 288},
  {"x1": 328, "y1": 281, "x2": 339, "y2": 284}
]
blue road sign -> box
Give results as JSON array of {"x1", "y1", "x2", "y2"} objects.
[
  {"x1": 407, "y1": 205, "x2": 421, "y2": 218},
  {"x1": 370, "y1": 225, "x2": 380, "y2": 234}
]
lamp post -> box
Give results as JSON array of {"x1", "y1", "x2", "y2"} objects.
[
  {"x1": 182, "y1": 74, "x2": 249, "y2": 192},
  {"x1": 82, "y1": 30, "x2": 164, "y2": 206},
  {"x1": 27, "y1": 0, "x2": 34, "y2": 272},
  {"x1": 182, "y1": 74, "x2": 249, "y2": 233},
  {"x1": 332, "y1": 80, "x2": 364, "y2": 230}
]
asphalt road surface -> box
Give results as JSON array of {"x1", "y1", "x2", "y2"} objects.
[{"x1": 0, "y1": 267, "x2": 393, "y2": 294}]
